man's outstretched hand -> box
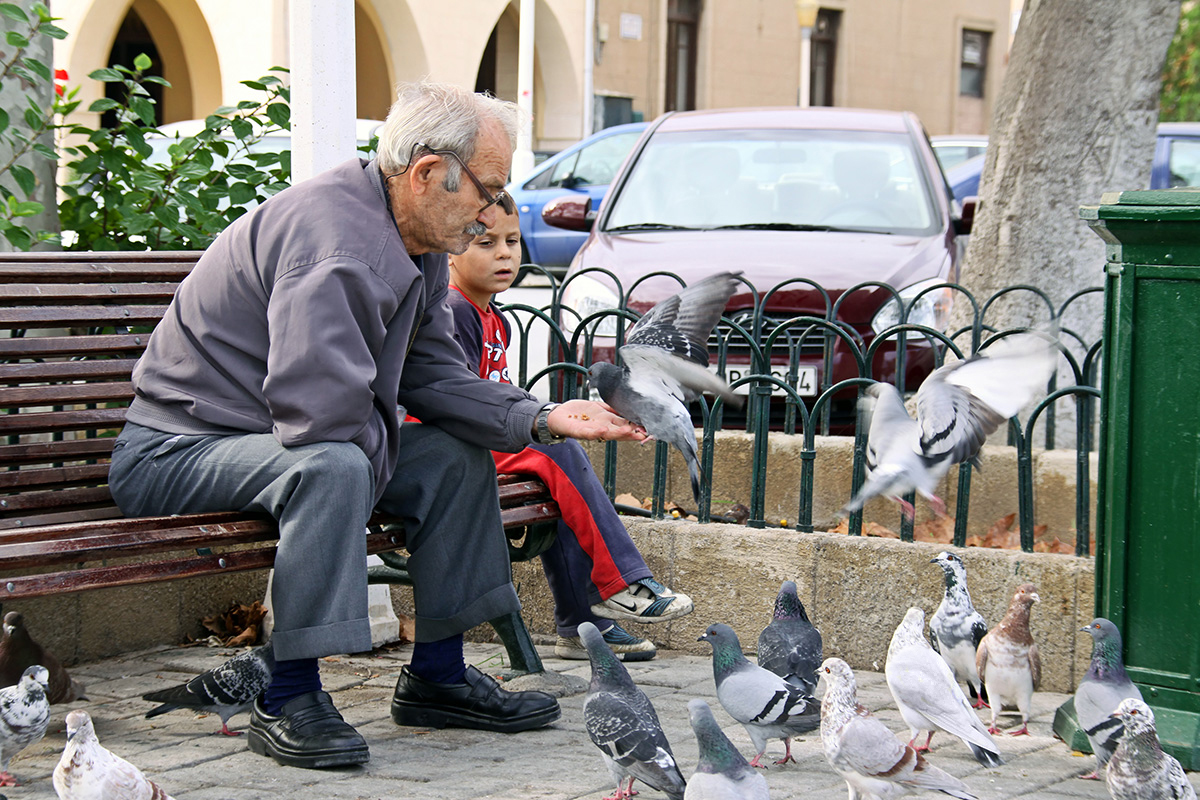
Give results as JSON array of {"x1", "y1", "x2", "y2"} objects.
[{"x1": 546, "y1": 399, "x2": 648, "y2": 442}]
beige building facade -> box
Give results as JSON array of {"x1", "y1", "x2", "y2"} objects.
[{"x1": 53, "y1": 0, "x2": 1010, "y2": 153}]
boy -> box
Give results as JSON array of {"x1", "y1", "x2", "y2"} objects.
[{"x1": 446, "y1": 210, "x2": 693, "y2": 661}]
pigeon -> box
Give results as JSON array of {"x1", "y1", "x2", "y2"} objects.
[
  {"x1": 842, "y1": 330, "x2": 1058, "y2": 521},
  {"x1": 885, "y1": 607, "x2": 1002, "y2": 767},
  {"x1": 588, "y1": 271, "x2": 743, "y2": 506},
  {"x1": 698, "y1": 622, "x2": 819, "y2": 768},
  {"x1": 1105, "y1": 699, "x2": 1196, "y2": 800},
  {"x1": 578, "y1": 622, "x2": 687, "y2": 800},
  {"x1": 929, "y1": 552, "x2": 989, "y2": 709},
  {"x1": 54, "y1": 709, "x2": 177, "y2": 800},
  {"x1": 0, "y1": 664, "x2": 50, "y2": 787},
  {"x1": 142, "y1": 645, "x2": 275, "y2": 736},
  {"x1": 819, "y1": 657, "x2": 978, "y2": 800},
  {"x1": 0, "y1": 611, "x2": 86, "y2": 704},
  {"x1": 684, "y1": 698, "x2": 770, "y2": 800},
  {"x1": 975, "y1": 583, "x2": 1041, "y2": 736},
  {"x1": 1074, "y1": 618, "x2": 1143, "y2": 780},
  {"x1": 756, "y1": 580, "x2": 822, "y2": 695}
]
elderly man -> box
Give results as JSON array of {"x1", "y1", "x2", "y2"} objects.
[{"x1": 108, "y1": 81, "x2": 644, "y2": 769}]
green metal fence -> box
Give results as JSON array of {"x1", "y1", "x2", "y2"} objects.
[{"x1": 503, "y1": 267, "x2": 1102, "y2": 556}]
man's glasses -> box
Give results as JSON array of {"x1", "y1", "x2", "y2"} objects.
[{"x1": 408, "y1": 141, "x2": 516, "y2": 216}]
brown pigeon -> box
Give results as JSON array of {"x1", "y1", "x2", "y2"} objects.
[
  {"x1": 0, "y1": 611, "x2": 85, "y2": 704},
  {"x1": 975, "y1": 583, "x2": 1041, "y2": 736}
]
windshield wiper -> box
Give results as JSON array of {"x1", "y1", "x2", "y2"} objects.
[
  {"x1": 712, "y1": 222, "x2": 840, "y2": 231},
  {"x1": 605, "y1": 222, "x2": 699, "y2": 232}
]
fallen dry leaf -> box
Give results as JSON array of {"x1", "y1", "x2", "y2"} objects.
[
  {"x1": 913, "y1": 516, "x2": 955, "y2": 544},
  {"x1": 200, "y1": 600, "x2": 268, "y2": 646},
  {"x1": 828, "y1": 518, "x2": 898, "y2": 538},
  {"x1": 1033, "y1": 537, "x2": 1075, "y2": 554},
  {"x1": 614, "y1": 492, "x2": 642, "y2": 508}
]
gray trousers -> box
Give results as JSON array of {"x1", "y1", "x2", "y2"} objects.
[{"x1": 108, "y1": 422, "x2": 520, "y2": 660}]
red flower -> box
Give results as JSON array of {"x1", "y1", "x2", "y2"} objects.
[{"x1": 54, "y1": 68, "x2": 68, "y2": 97}]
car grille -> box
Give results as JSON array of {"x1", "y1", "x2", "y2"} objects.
[{"x1": 709, "y1": 311, "x2": 832, "y2": 361}]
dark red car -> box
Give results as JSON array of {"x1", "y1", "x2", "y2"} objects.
[{"x1": 545, "y1": 106, "x2": 973, "y2": 427}]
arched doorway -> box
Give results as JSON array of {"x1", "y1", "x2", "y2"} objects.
[{"x1": 355, "y1": 1, "x2": 393, "y2": 121}]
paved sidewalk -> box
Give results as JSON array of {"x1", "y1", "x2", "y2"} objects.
[{"x1": 4, "y1": 640, "x2": 1197, "y2": 800}]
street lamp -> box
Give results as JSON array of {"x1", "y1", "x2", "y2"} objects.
[{"x1": 796, "y1": 0, "x2": 819, "y2": 108}]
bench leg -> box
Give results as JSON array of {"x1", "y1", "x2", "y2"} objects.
[{"x1": 488, "y1": 611, "x2": 544, "y2": 674}]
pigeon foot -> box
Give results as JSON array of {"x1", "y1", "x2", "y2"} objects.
[
  {"x1": 1008, "y1": 724, "x2": 1030, "y2": 736},
  {"x1": 748, "y1": 752, "x2": 768, "y2": 769},
  {"x1": 0, "y1": 771, "x2": 16, "y2": 787},
  {"x1": 971, "y1": 697, "x2": 990, "y2": 709},
  {"x1": 987, "y1": 725, "x2": 1003, "y2": 735},
  {"x1": 930, "y1": 495, "x2": 947, "y2": 517},
  {"x1": 773, "y1": 753, "x2": 797, "y2": 765},
  {"x1": 898, "y1": 498, "x2": 916, "y2": 522},
  {"x1": 1078, "y1": 770, "x2": 1101, "y2": 781},
  {"x1": 218, "y1": 722, "x2": 243, "y2": 736}
]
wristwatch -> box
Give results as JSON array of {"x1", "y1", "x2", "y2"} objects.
[{"x1": 533, "y1": 402, "x2": 566, "y2": 445}]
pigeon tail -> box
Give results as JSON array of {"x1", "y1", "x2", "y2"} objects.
[{"x1": 967, "y1": 741, "x2": 1004, "y2": 768}]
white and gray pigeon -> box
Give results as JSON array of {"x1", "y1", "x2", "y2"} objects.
[
  {"x1": 684, "y1": 698, "x2": 770, "y2": 800},
  {"x1": 976, "y1": 583, "x2": 1041, "y2": 736},
  {"x1": 0, "y1": 664, "x2": 50, "y2": 787},
  {"x1": 1105, "y1": 699, "x2": 1196, "y2": 800},
  {"x1": 885, "y1": 607, "x2": 1002, "y2": 767},
  {"x1": 588, "y1": 271, "x2": 743, "y2": 507},
  {"x1": 54, "y1": 709, "x2": 177, "y2": 800},
  {"x1": 757, "y1": 580, "x2": 822, "y2": 695},
  {"x1": 929, "y1": 552, "x2": 989, "y2": 709},
  {"x1": 142, "y1": 645, "x2": 275, "y2": 736},
  {"x1": 579, "y1": 622, "x2": 687, "y2": 800},
  {"x1": 842, "y1": 331, "x2": 1058, "y2": 521},
  {"x1": 820, "y1": 657, "x2": 978, "y2": 800},
  {"x1": 1074, "y1": 618, "x2": 1143, "y2": 780},
  {"x1": 698, "y1": 622, "x2": 819, "y2": 768}
]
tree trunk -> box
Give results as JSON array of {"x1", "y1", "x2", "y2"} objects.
[{"x1": 956, "y1": 0, "x2": 1179, "y2": 339}]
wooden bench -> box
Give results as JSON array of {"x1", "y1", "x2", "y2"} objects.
[{"x1": 0, "y1": 251, "x2": 561, "y2": 672}]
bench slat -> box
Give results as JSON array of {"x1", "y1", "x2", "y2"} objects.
[
  {"x1": 0, "y1": 359, "x2": 138, "y2": 384},
  {"x1": 0, "y1": 438, "x2": 115, "y2": 466},
  {"x1": 0, "y1": 305, "x2": 169, "y2": 328},
  {"x1": 0, "y1": 382, "x2": 132, "y2": 409},
  {"x1": 0, "y1": 463, "x2": 111, "y2": 491},
  {"x1": 0, "y1": 335, "x2": 149, "y2": 360},
  {"x1": 0, "y1": 407, "x2": 128, "y2": 436},
  {"x1": 0, "y1": 284, "x2": 180, "y2": 305}
]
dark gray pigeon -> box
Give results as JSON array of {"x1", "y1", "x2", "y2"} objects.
[
  {"x1": 699, "y1": 622, "x2": 819, "y2": 768},
  {"x1": 0, "y1": 611, "x2": 86, "y2": 704},
  {"x1": 142, "y1": 645, "x2": 275, "y2": 736},
  {"x1": 579, "y1": 622, "x2": 687, "y2": 800},
  {"x1": 1074, "y1": 618, "x2": 1143, "y2": 781},
  {"x1": 588, "y1": 271, "x2": 743, "y2": 506},
  {"x1": 929, "y1": 552, "x2": 989, "y2": 709},
  {"x1": 684, "y1": 698, "x2": 769, "y2": 800},
  {"x1": 842, "y1": 331, "x2": 1057, "y2": 521},
  {"x1": 0, "y1": 664, "x2": 50, "y2": 787},
  {"x1": 756, "y1": 580, "x2": 822, "y2": 695},
  {"x1": 1105, "y1": 699, "x2": 1196, "y2": 800}
]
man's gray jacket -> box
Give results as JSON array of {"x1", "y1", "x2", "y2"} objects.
[{"x1": 126, "y1": 157, "x2": 542, "y2": 502}]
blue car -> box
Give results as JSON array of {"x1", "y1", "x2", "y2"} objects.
[
  {"x1": 506, "y1": 122, "x2": 648, "y2": 272},
  {"x1": 946, "y1": 123, "x2": 1200, "y2": 201}
]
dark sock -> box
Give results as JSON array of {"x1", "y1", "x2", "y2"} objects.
[
  {"x1": 262, "y1": 657, "x2": 321, "y2": 715},
  {"x1": 408, "y1": 634, "x2": 466, "y2": 684}
]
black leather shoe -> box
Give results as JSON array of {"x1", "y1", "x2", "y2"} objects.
[
  {"x1": 391, "y1": 665, "x2": 560, "y2": 732},
  {"x1": 247, "y1": 691, "x2": 369, "y2": 769}
]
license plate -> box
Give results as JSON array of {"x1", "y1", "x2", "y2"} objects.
[{"x1": 713, "y1": 365, "x2": 818, "y2": 397}]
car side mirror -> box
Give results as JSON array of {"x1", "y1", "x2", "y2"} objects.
[
  {"x1": 954, "y1": 196, "x2": 977, "y2": 235},
  {"x1": 543, "y1": 195, "x2": 595, "y2": 232}
]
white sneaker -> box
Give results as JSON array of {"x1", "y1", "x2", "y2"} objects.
[{"x1": 590, "y1": 578, "x2": 694, "y2": 623}]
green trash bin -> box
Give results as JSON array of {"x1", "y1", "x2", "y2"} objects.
[{"x1": 1057, "y1": 189, "x2": 1200, "y2": 770}]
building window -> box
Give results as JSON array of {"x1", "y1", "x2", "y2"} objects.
[
  {"x1": 666, "y1": 0, "x2": 700, "y2": 112},
  {"x1": 960, "y1": 29, "x2": 990, "y2": 98},
  {"x1": 812, "y1": 9, "x2": 841, "y2": 107}
]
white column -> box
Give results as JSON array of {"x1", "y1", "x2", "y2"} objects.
[
  {"x1": 512, "y1": 0, "x2": 536, "y2": 181},
  {"x1": 798, "y1": 26, "x2": 813, "y2": 108},
  {"x1": 582, "y1": 0, "x2": 595, "y2": 136},
  {"x1": 289, "y1": 0, "x2": 357, "y2": 182}
]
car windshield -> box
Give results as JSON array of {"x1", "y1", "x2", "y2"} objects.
[{"x1": 604, "y1": 128, "x2": 938, "y2": 235}]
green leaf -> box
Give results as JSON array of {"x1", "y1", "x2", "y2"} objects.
[
  {"x1": 88, "y1": 68, "x2": 123, "y2": 82},
  {"x1": 5, "y1": 31, "x2": 29, "y2": 48},
  {"x1": 42, "y1": 23, "x2": 67, "y2": 40},
  {"x1": 265, "y1": 103, "x2": 290, "y2": 129},
  {"x1": 87, "y1": 98, "x2": 121, "y2": 113},
  {"x1": 236, "y1": 100, "x2": 258, "y2": 110},
  {"x1": 228, "y1": 183, "x2": 256, "y2": 205},
  {"x1": 22, "y1": 108, "x2": 42, "y2": 130},
  {"x1": 212, "y1": 106, "x2": 239, "y2": 116},
  {"x1": 22, "y1": 56, "x2": 51, "y2": 81},
  {"x1": 241, "y1": 80, "x2": 267, "y2": 91},
  {"x1": 2, "y1": 226, "x2": 33, "y2": 251},
  {"x1": 0, "y1": 108, "x2": 8, "y2": 136},
  {"x1": 9, "y1": 164, "x2": 36, "y2": 196},
  {"x1": 0, "y1": 3, "x2": 27, "y2": 23},
  {"x1": 133, "y1": 52, "x2": 153, "y2": 71},
  {"x1": 32, "y1": 143, "x2": 56, "y2": 160},
  {"x1": 13, "y1": 201, "x2": 44, "y2": 217},
  {"x1": 142, "y1": 76, "x2": 170, "y2": 86},
  {"x1": 129, "y1": 97, "x2": 156, "y2": 125},
  {"x1": 230, "y1": 117, "x2": 253, "y2": 141}
]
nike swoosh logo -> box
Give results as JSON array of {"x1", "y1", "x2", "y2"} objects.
[{"x1": 610, "y1": 599, "x2": 639, "y2": 612}]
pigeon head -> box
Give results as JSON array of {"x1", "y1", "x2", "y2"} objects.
[
  {"x1": 1081, "y1": 617, "x2": 1121, "y2": 643},
  {"x1": 688, "y1": 698, "x2": 749, "y2": 775},
  {"x1": 1012, "y1": 583, "x2": 1040, "y2": 606},
  {"x1": 1111, "y1": 698, "x2": 1157, "y2": 738},
  {"x1": 577, "y1": 621, "x2": 632, "y2": 687},
  {"x1": 20, "y1": 664, "x2": 49, "y2": 691},
  {"x1": 697, "y1": 623, "x2": 747, "y2": 677},
  {"x1": 772, "y1": 580, "x2": 810, "y2": 623},
  {"x1": 888, "y1": 607, "x2": 928, "y2": 653},
  {"x1": 587, "y1": 362, "x2": 624, "y2": 397},
  {"x1": 2, "y1": 611, "x2": 25, "y2": 638},
  {"x1": 64, "y1": 709, "x2": 95, "y2": 742},
  {"x1": 931, "y1": 551, "x2": 967, "y2": 583},
  {"x1": 1082, "y1": 618, "x2": 1129, "y2": 680},
  {"x1": 819, "y1": 657, "x2": 857, "y2": 697}
]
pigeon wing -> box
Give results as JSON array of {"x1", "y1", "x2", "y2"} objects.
[
  {"x1": 863, "y1": 383, "x2": 919, "y2": 472},
  {"x1": 626, "y1": 271, "x2": 741, "y2": 368},
  {"x1": 584, "y1": 689, "x2": 684, "y2": 796},
  {"x1": 836, "y1": 713, "x2": 917, "y2": 779},
  {"x1": 1029, "y1": 641, "x2": 1042, "y2": 689},
  {"x1": 621, "y1": 345, "x2": 738, "y2": 404},
  {"x1": 970, "y1": 616, "x2": 988, "y2": 650},
  {"x1": 888, "y1": 646, "x2": 998, "y2": 756}
]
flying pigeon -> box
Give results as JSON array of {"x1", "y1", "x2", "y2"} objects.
[
  {"x1": 975, "y1": 583, "x2": 1041, "y2": 736},
  {"x1": 142, "y1": 645, "x2": 275, "y2": 736},
  {"x1": 698, "y1": 622, "x2": 819, "y2": 768},
  {"x1": 929, "y1": 552, "x2": 989, "y2": 709},
  {"x1": 54, "y1": 709, "x2": 177, "y2": 800},
  {"x1": 578, "y1": 622, "x2": 687, "y2": 800},
  {"x1": 885, "y1": 607, "x2": 1002, "y2": 767},
  {"x1": 0, "y1": 664, "x2": 50, "y2": 787},
  {"x1": 1105, "y1": 699, "x2": 1196, "y2": 800},
  {"x1": 1074, "y1": 618, "x2": 1143, "y2": 780},
  {"x1": 588, "y1": 271, "x2": 743, "y2": 506},
  {"x1": 756, "y1": 580, "x2": 822, "y2": 695},
  {"x1": 684, "y1": 698, "x2": 770, "y2": 800},
  {"x1": 842, "y1": 330, "x2": 1058, "y2": 521},
  {"x1": 0, "y1": 611, "x2": 86, "y2": 704},
  {"x1": 819, "y1": 657, "x2": 978, "y2": 800}
]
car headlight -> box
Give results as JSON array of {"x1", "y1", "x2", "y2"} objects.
[
  {"x1": 871, "y1": 279, "x2": 954, "y2": 335},
  {"x1": 560, "y1": 275, "x2": 621, "y2": 339}
]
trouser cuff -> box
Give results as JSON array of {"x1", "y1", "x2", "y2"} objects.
[
  {"x1": 270, "y1": 618, "x2": 373, "y2": 661},
  {"x1": 414, "y1": 582, "x2": 521, "y2": 643}
]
